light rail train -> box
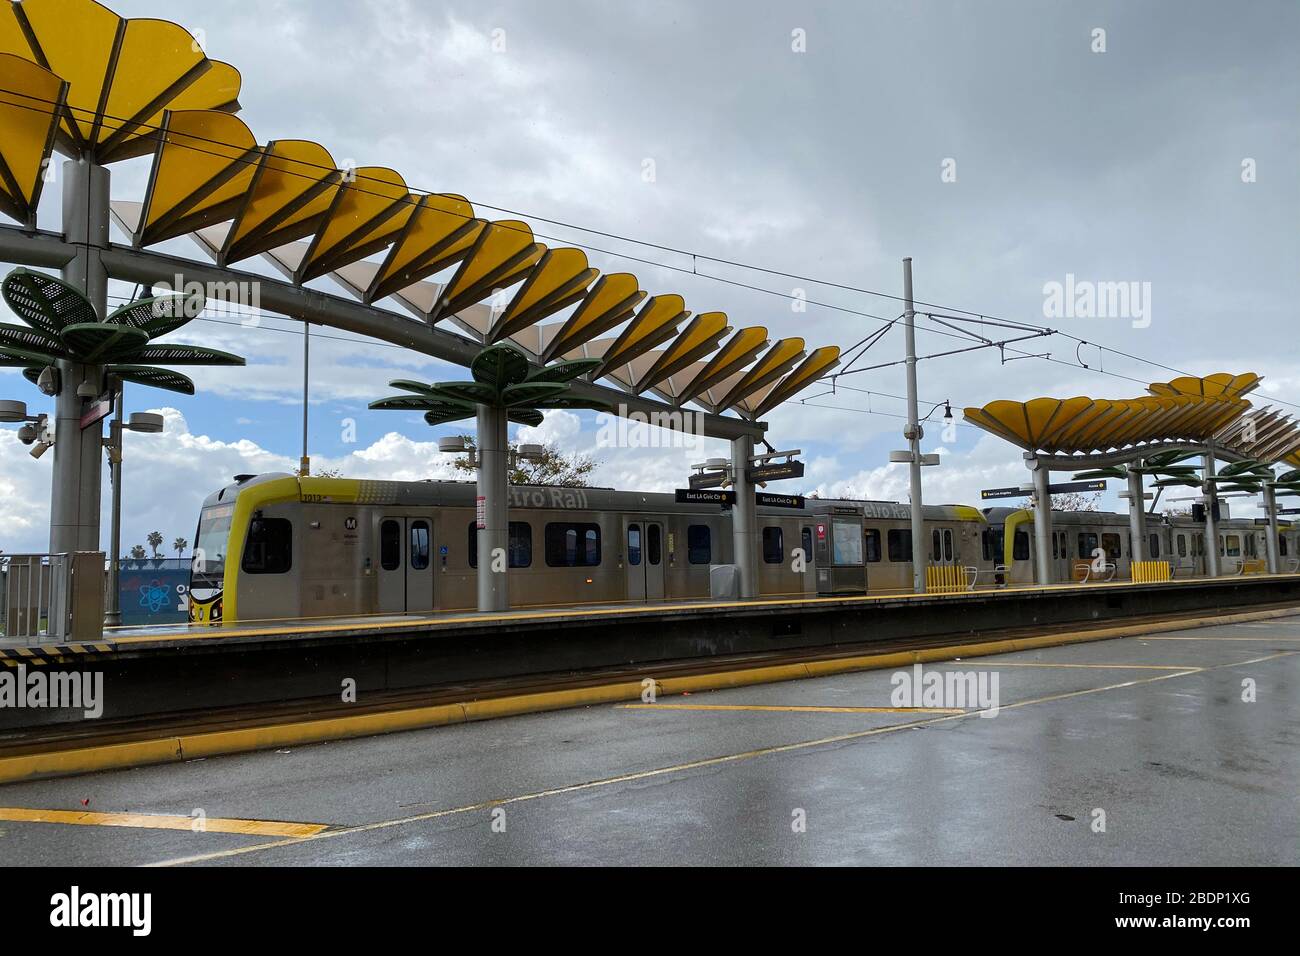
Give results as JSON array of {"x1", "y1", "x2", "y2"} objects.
[{"x1": 186, "y1": 473, "x2": 1298, "y2": 623}]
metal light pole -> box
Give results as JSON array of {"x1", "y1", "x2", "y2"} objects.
[
  {"x1": 1263, "y1": 481, "x2": 1280, "y2": 574},
  {"x1": 1203, "y1": 447, "x2": 1220, "y2": 577},
  {"x1": 300, "y1": 321, "x2": 310, "y2": 477},
  {"x1": 104, "y1": 381, "x2": 125, "y2": 625},
  {"x1": 902, "y1": 257, "x2": 925, "y2": 593},
  {"x1": 475, "y1": 404, "x2": 509, "y2": 612}
]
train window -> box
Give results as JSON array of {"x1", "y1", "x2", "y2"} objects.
[
  {"x1": 242, "y1": 517, "x2": 292, "y2": 574},
  {"x1": 801, "y1": 527, "x2": 813, "y2": 567},
  {"x1": 1078, "y1": 533, "x2": 1098, "y2": 559},
  {"x1": 932, "y1": 529, "x2": 942, "y2": 562},
  {"x1": 410, "y1": 521, "x2": 430, "y2": 570},
  {"x1": 943, "y1": 528, "x2": 954, "y2": 562},
  {"x1": 687, "y1": 525, "x2": 711, "y2": 564},
  {"x1": 1051, "y1": 533, "x2": 1058, "y2": 560},
  {"x1": 1224, "y1": 535, "x2": 1241, "y2": 557},
  {"x1": 647, "y1": 525, "x2": 662, "y2": 566},
  {"x1": 467, "y1": 522, "x2": 532, "y2": 568},
  {"x1": 887, "y1": 529, "x2": 912, "y2": 563},
  {"x1": 380, "y1": 519, "x2": 401, "y2": 571},
  {"x1": 981, "y1": 528, "x2": 1003, "y2": 563},
  {"x1": 545, "y1": 523, "x2": 600, "y2": 567},
  {"x1": 1148, "y1": 533, "x2": 1160, "y2": 559},
  {"x1": 1195, "y1": 533, "x2": 1204, "y2": 557},
  {"x1": 762, "y1": 526, "x2": 784, "y2": 564},
  {"x1": 1177, "y1": 534, "x2": 1187, "y2": 557},
  {"x1": 1013, "y1": 530, "x2": 1029, "y2": 561},
  {"x1": 1101, "y1": 534, "x2": 1121, "y2": 560},
  {"x1": 864, "y1": 529, "x2": 882, "y2": 562},
  {"x1": 1281, "y1": 535, "x2": 1289, "y2": 557},
  {"x1": 627, "y1": 525, "x2": 642, "y2": 566}
]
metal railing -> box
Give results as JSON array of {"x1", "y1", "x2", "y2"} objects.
[{"x1": 1, "y1": 552, "x2": 105, "y2": 643}]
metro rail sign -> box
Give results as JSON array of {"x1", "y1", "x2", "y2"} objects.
[{"x1": 1049, "y1": 479, "x2": 1107, "y2": 494}]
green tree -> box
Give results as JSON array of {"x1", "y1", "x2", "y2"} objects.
[
  {"x1": 1021, "y1": 491, "x2": 1102, "y2": 512},
  {"x1": 146, "y1": 530, "x2": 163, "y2": 558},
  {"x1": 173, "y1": 536, "x2": 188, "y2": 558},
  {"x1": 129, "y1": 545, "x2": 146, "y2": 560},
  {"x1": 450, "y1": 435, "x2": 597, "y2": 487}
]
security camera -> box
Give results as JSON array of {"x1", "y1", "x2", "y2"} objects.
[
  {"x1": 29, "y1": 441, "x2": 50, "y2": 460},
  {"x1": 16, "y1": 423, "x2": 37, "y2": 445},
  {"x1": 36, "y1": 366, "x2": 59, "y2": 397}
]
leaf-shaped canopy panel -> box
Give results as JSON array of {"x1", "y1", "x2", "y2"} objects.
[
  {"x1": 60, "y1": 322, "x2": 149, "y2": 362},
  {"x1": 133, "y1": 344, "x2": 245, "y2": 366},
  {"x1": 501, "y1": 381, "x2": 567, "y2": 408},
  {"x1": 470, "y1": 342, "x2": 531, "y2": 390},
  {"x1": 524, "y1": 358, "x2": 601, "y2": 385},
  {"x1": 2, "y1": 269, "x2": 99, "y2": 336},
  {"x1": 110, "y1": 364, "x2": 195, "y2": 395},
  {"x1": 0, "y1": 323, "x2": 63, "y2": 356}
]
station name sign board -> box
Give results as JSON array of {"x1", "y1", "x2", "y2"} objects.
[
  {"x1": 756, "y1": 493, "x2": 805, "y2": 509},
  {"x1": 676, "y1": 489, "x2": 736, "y2": 505},
  {"x1": 981, "y1": 479, "x2": 1105, "y2": 500}
]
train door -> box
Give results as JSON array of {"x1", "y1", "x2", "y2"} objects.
[
  {"x1": 377, "y1": 516, "x2": 435, "y2": 613},
  {"x1": 624, "y1": 519, "x2": 665, "y2": 602}
]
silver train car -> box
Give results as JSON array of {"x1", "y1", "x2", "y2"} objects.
[
  {"x1": 982, "y1": 506, "x2": 1299, "y2": 584},
  {"x1": 186, "y1": 473, "x2": 991, "y2": 623}
]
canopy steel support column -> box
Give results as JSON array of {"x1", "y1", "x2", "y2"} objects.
[
  {"x1": 1127, "y1": 465, "x2": 1147, "y2": 563},
  {"x1": 51, "y1": 159, "x2": 110, "y2": 553},
  {"x1": 902, "y1": 257, "x2": 926, "y2": 593},
  {"x1": 1203, "y1": 449, "x2": 1221, "y2": 577},
  {"x1": 731, "y1": 435, "x2": 757, "y2": 599},
  {"x1": 1030, "y1": 458, "x2": 1053, "y2": 585},
  {"x1": 476, "y1": 404, "x2": 509, "y2": 612},
  {"x1": 1263, "y1": 484, "x2": 1280, "y2": 574}
]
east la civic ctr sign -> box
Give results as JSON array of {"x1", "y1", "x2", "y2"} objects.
[{"x1": 675, "y1": 489, "x2": 806, "y2": 508}]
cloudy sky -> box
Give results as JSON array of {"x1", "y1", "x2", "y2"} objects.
[{"x1": 1, "y1": 0, "x2": 1297, "y2": 555}]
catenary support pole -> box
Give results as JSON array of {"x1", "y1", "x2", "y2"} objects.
[
  {"x1": 300, "y1": 322, "x2": 310, "y2": 476},
  {"x1": 902, "y1": 257, "x2": 925, "y2": 593},
  {"x1": 51, "y1": 159, "x2": 110, "y2": 553},
  {"x1": 476, "y1": 404, "x2": 509, "y2": 612}
]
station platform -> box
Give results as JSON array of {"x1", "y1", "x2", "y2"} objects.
[{"x1": 0, "y1": 610, "x2": 1295, "y2": 865}]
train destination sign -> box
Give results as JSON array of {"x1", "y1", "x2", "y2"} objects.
[
  {"x1": 982, "y1": 479, "x2": 1106, "y2": 500},
  {"x1": 676, "y1": 489, "x2": 737, "y2": 505},
  {"x1": 756, "y1": 493, "x2": 805, "y2": 509},
  {"x1": 688, "y1": 471, "x2": 727, "y2": 490},
  {"x1": 747, "y1": 461, "x2": 805, "y2": 483}
]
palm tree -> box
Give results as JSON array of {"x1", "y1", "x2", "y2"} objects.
[
  {"x1": 129, "y1": 545, "x2": 146, "y2": 560},
  {"x1": 0, "y1": 269, "x2": 245, "y2": 396},
  {"x1": 146, "y1": 531, "x2": 163, "y2": 558},
  {"x1": 173, "y1": 536, "x2": 188, "y2": 559}
]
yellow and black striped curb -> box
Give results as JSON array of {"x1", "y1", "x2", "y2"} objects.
[{"x1": 0, "y1": 642, "x2": 116, "y2": 667}]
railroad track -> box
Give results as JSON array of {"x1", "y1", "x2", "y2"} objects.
[{"x1": 5, "y1": 601, "x2": 1297, "y2": 763}]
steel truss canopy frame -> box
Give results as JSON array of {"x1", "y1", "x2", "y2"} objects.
[
  {"x1": 0, "y1": 0, "x2": 844, "y2": 441},
  {"x1": 963, "y1": 372, "x2": 1300, "y2": 472}
]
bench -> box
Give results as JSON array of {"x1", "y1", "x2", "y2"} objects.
[
  {"x1": 963, "y1": 565, "x2": 1009, "y2": 591},
  {"x1": 1072, "y1": 560, "x2": 1116, "y2": 583}
]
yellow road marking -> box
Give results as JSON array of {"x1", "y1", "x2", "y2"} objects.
[
  {"x1": 146, "y1": 649, "x2": 1295, "y2": 867},
  {"x1": 618, "y1": 703, "x2": 964, "y2": 714},
  {"x1": 973, "y1": 661, "x2": 1200, "y2": 670},
  {"x1": 0, "y1": 807, "x2": 327, "y2": 837}
]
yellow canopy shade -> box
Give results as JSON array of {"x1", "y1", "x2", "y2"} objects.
[
  {"x1": 636, "y1": 312, "x2": 730, "y2": 392},
  {"x1": 594, "y1": 295, "x2": 689, "y2": 375},
  {"x1": 751, "y1": 345, "x2": 841, "y2": 419},
  {"x1": 717, "y1": 337, "x2": 805, "y2": 412},
  {"x1": 431, "y1": 220, "x2": 542, "y2": 322},
  {"x1": 538, "y1": 272, "x2": 644, "y2": 361},
  {"x1": 137, "y1": 109, "x2": 257, "y2": 246},
  {"x1": 0, "y1": 54, "x2": 67, "y2": 225},
  {"x1": 297, "y1": 167, "x2": 412, "y2": 282},
  {"x1": 679, "y1": 326, "x2": 769, "y2": 403},
  {"x1": 491, "y1": 248, "x2": 599, "y2": 344},
  {"x1": 221, "y1": 139, "x2": 338, "y2": 264}
]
